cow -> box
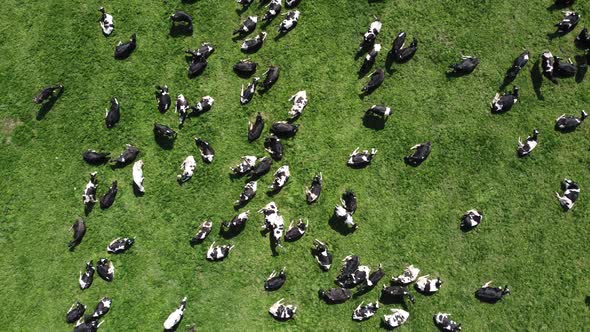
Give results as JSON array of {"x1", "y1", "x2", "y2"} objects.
[
  {"x1": 448, "y1": 54, "x2": 479, "y2": 75},
  {"x1": 248, "y1": 113, "x2": 265, "y2": 142},
  {"x1": 195, "y1": 138, "x2": 215, "y2": 163},
  {"x1": 111, "y1": 144, "x2": 139, "y2": 166},
  {"x1": 556, "y1": 178, "x2": 580, "y2": 211},
  {"x1": 99, "y1": 181, "x2": 118, "y2": 209},
  {"x1": 555, "y1": 11, "x2": 580, "y2": 34},
  {"x1": 555, "y1": 110, "x2": 587, "y2": 132},
  {"x1": 336, "y1": 255, "x2": 359, "y2": 286},
  {"x1": 284, "y1": 219, "x2": 308, "y2": 241},
  {"x1": 235, "y1": 181, "x2": 257, "y2": 206},
  {"x1": 541, "y1": 51, "x2": 558, "y2": 83},
  {"x1": 391, "y1": 32, "x2": 418, "y2": 62},
  {"x1": 383, "y1": 309, "x2": 409, "y2": 329},
  {"x1": 114, "y1": 33, "x2": 136, "y2": 59},
  {"x1": 263, "y1": 0, "x2": 282, "y2": 22},
  {"x1": 360, "y1": 263, "x2": 385, "y2": 289},
  {"x1": 132, "y1": 160, "x2": 145, "y2": 193},
  {"x1": 164, "y1": 297, "x2": 187, "y2": 331},
  {"x1": 83, "y1": 151, "x2": 110, "y2": 165},
  {"x1": 231, "y1": 156, "x2": 257, "y2": 176},
  {"x1": 154, "y1": 123, "x2": 177, "y2": 139},
  {"x1": 475, "y1": 281, "x2": 510, "y2": 303},
  {"x1": 222, "y1": 211, "x2": 250, "y2": 234},
  {"x1": 236, "y1": 0, "x2": 254, "y2": 7},
  {"x1": 155, "y1": 85, "x2": 171, "y2": 113},
  {"x1": 86, "y1": 297, "x2": 111, "y2": 320},
  {"x1": 66, "y1": 301, "x2": 86, "y2": 324},
  {"x1": 391, "y1": 265, "x2": 420, "y2": 285},
  {"x1": 270, "y1": 121, "x2": 298, "y2": 138},
  {"x1": 361, "y1": 69, "x2": 384, "y2": 93},
  {"x1": 434, "y1": 313, "x2": 462, "y2": 332},
  {"x1": 98, "y1": 7, "x2": 114, "y2": 36},
  {"x1": 260, "y1": 66, "x2": 280, "y2": 91},
  {"x1": 79, "y1": 261, "x2": 95, "y2": 290},
  {"x1": 312, "y1": 239, "x2": 333, "y2": 271},
  {"x1": 104, "y1": 97, "x2": 120, "y2": 128},
  {"x1": 241, "y1": 32, "x2": 267, "y2": 53},
  {"x1": 491, "y1": 86, "x2": 519, "y2": 113},
  {"x1": 278, "y1": 10, "x2": 300, "y2": 33},
  {"x1": 74, "y1": 319, "x2": 103, "y2": 332},
  {"x1": 106, "y1": 237, "x2": 134, "y2": 254},
  {"x1": 381, "y1": 285, "x2": 415, "y2": 303},
  {"x1": 269, "y1": 165, "x2": 290, "y2": 192},
  {"x1": 191, "y1": 96, "x2": 214, "y2": 115},
  {"x1": 33, "y1": 84, "x2": 63, "y2": 104},
  {"x1": 185, "y1": 51, "x2": 208, "y2": 78},
  {"x1": 505, "y1": 50, "x2": 530, "y2": 81},
  {"x1": 288, "y1": 90, "x2": 308, "y2": 119},
  {"x1": 190, "y1": 42, "x2": 215, "y2": 59},
  {"x1": 234, "y1": 59, "x2": 257, "y2": 76},
  {"x1": 241, "y1": 77, "x2": 260, "y2": 105},
  {"x1": 285, "y1": 0, "x2": 302, "y2": 8},
  {"x1": 177, "y1": 156, "x2": 196, "y2": 184},
  {"x1": 348, "y1": 147, "x2": 377, "y2": 168},
  {"x1": 575, "y1": 27, "x2": 590, "y2": 49},
  {"x1": 335, "y1": 190, "x2": 357, "y2": 228},
  {"x1": 415, "y1": 275, "x2": 443, "y2": 294},
  {"x1": 170, "y1": 11, "x2": 193, "y2": 31},
  {"x1": 250, "y1": 157, "x2": 273, "y2": 179},
  {"x1": 359, "y1": 19, "x2": 382, "y2": 53},
  {"x1": 68, "y1": 218, "x2": 86, "y2": 250},
  {"x1": 234, "y1": 16, "x2": 258, "y2": 36},
  {"x1": 517, "y1": 129, "x2": 539, "y2": 157},
  {"x1": 269, "y1": 299, "x2": 297, "y2": 321},
  {"x1": 337, "y1": 257, "x2": 371, "y2": 288},
  {"x1": 96, "y1": 258, "x2": 114, "y2": 282},
  {"x1": 259, "y1": 204, "x2": 285, "y2": 249},
  {"x1": 264, "y1": 267, "x2": 286, "y2": 291},
  {"x1": 191, "y1": 220, "x2": 213, "y2": 244},
  {"x1": 259, "y1": 201, "x2": 279, "y2": 218},
  {"x1": 82, "y1": 172, "x2": 98, "y2": 206},
  {"x1": 319, "y1": 288, "x2": 352, "y2": 304},
  {"x1": 175, "y1": 94, "x2": 190, "y2": 126},
  {"x1": 365, "y1": 105, "x2": 392, "y2": 119},
  {"x1": 305, "y1": 173, "x2": 322, "y2": 204},
  {"x1": 360, "y1": 44, "x2": 381, "y2": 74},
  {"x1": 352, "y1": 301, "x2": 379, "y2": 321},
  {"x1": 404, "y1": 142, "x2": 431, "y2": 166},
  {"x1": 554, "y1": 56, "x2": 576, "y2": 77},
  {"x1": 460, "y1": 209, "x2": 483, "y2": 231},
  {"x1": 264, "y1": 135, "x2": 284, "y2": 161},
  {"x1": 206, "y1": 241, "x2": 234, "y2": 261}
]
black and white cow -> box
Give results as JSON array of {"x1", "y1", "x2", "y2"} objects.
[
  {"x1": 554, "y1": 56, "x2": 576, "y2": 77},
  {"x1": 263, "y1": 0, "x2": 282, "y2": 22},
  {"x1": 391, "y1": 265, "x2": 420, "y2": 285},
  {"x1": 106, "y1": 237, "x2": 134, "y2": 254},
  {"x1": 391, "y1": 32, "x2": 418, "y2": 62},
  {"x1": 575, "y1": 27, "x2": 590, "y2": 49},
  {"x1": 132, "y1": 160, "x2": 144, "y2": 193},
  {"x1": 460, "y1": 209, "x2": 483, "y2": 230},
  {"x1": 195, "y1": 138, "x2": 215, "y2": 163},
  {"x1": 68, "y1": 218, "x2": 86, "y2": 250},
  {"x1": 269, "y1": 165, "x2": 290, "y2": 192},
  {"x1": 359, "y1": 20, "x2": 382, "y2": 53},
  {"x1": 475, "y1": 281, "x2": 510, "y2": 303},
  {"x1": 505, "y1": 50, "x2": 530, "y2": 81},
  {"x1": 360, "y1": 44, "x2": 381, "y2": 74},
  {"x1": 361, "y1": 69, "x2": 385, "y2": 93},
  {"x1": 248, "y1": 113, "x2": 265, "y2": 142},
  {"x1": 222, "y1": 211, "x2": 250, "y2": 233},
  {"x1": 88, "y1": 297, "x2": 112, "y2": 321},
  {"x1": 170, "y1": 11, "x2": 193, "y2": 31},
  {"x1": 99, "y1": 181, "x2": 118, "y2": 209},
  {"x1": 259, "y1": 203, "x2": 285, "y2": 248},
  {"x1": 278, "y1": 10, "x2": 300, "y2": 33},
  {"x1": 66, "y1": 301, "x2": 86, "y2": 324},
  {"x1": 264, "y1": 267, "x2": 286, "y2": 291},
  {"x1": 234, "y1": 59, "x2": 257, "y2": 76},
  {"x1": 284, "y1": 219, "x2": 308, "y2": 241},
  {"x1": 415, "y1": 275, "x2": 443, "y2": 295},
  {"x1": 270, "y1": 121, "x2": 299, "y2": 138},
  {"x1": 98, "y1": 7, "x2": 114, "y2": 36},
  {"x1": 361, "y1": 263, "x2": 385, "y2": 289},
  {"x1": 381, "y1": 285, "x2": 415, "y2": 303},
  {"x1": 448, "y1": 54, "x2": 479, "y2": 75},
  {"x1": 206, "y1": 241, "x2": 234, "y2": 261},
  {"x1": 491, "y1": 86, "x2": 519, "y2": 114},
  {"x1": 111, "y1": 144, "x2": 139, "y2": 166},
  {"x1": 82, "y1": 172, "x2": 98, "y2": 206},
  {"x1": 236, "y1": 0, "x2": 254, "y2": 7},
  {"x1": 83, "y1": 151, "x2": 110, "y2": 165},
  {"x1": 541, "y1": 51, "x2": 558, "y2": 83},
  {"x1": 288, "y1": 90, "x2": 308, "y2": 119},
  {"x1": 555, "y1": 110, "x2": 587, "y2": 132},
  {"x1": 154, "y1": 123, "x2": 177, "y2": 139},
  {"x1": 319, "y1": 287, "x2": 353, "y2": 304},
  {"x1": 335, "y1": 255, "x2": 360, "y2": 287},
  {"x1": 335, "y1": 190, "x2": 357, "y2": 228},
  {"x1": 33, "y1": 84, "x2": 63, "y2": 104},
  {"x1": 269, "y1": 299, "x2": 297, "y2": 321},
  {"x1": 305, "y1": 173, "x2": 322, "y2": 204},
  {"x1": 193, "y1": 42, "x2": 215, "y2": 59},
  {"x1": 348, "y1": 147, "x2": 377, "y2": 168},
  {"x1": 234, "y1": 16, "x2": 258, "y2": 36},
  {"x1": 404, "y1": 142, "x2": 431, "y2": 166},
  {"x1": 241, "y1": 32, "x2": 267, "y2": 53},
  {"x1": 517, "y1": 129, "x2": 539, "y2": 157},
  {"x1": 365, "y1": 105, "x2": 392, "y2": 119},
  {"x1": 177, "y1": 155, "x2": 196, "y2": 184},
  {"x1": 264, "y1": 135, "x2": 284, "y2": 160},
  {"x1": 235, "y1": 181, "x2": 257, "y2": 206},
  {"x1": 163, "y1": 297, "x2": 187, "y2": 331},
  {"x1": 185, "y1": 51, "x2": 208, "y2": 78},
  {"x1": 250, "y1": 156, "x2": 273, "y2": 179},
  {"x1": 191, "y1": 220, "x2": 213, "y2": 244},
  {"x1": 73, "y1": 319, "x2": 103, "y2": 332},
  {"x1": 434, "y1": 313, "x2": 462, "y2": 332},
  {"x1": 556, "y1": 178, "x2": 580, "y2": 211},
  {"x1": 285, "y1": 0, "x2": 302, "y2": 8},
  {"x1": 79, "y1": 261, "x2": 95, "y2": 290},
  {"x1": 312, "y1": 239, "x2": 333, "y2": 271},
  {"x1": 96, "y1": 258, "x2": 114, "y2": 282},
  {"x1": 260, "y1": 66, "x2": 280, "y2": 91},
  {"x1": 352, "y1": 301, "x2": 379, "y2": 321},
  {"x1": 192, "y1": 96, "x2": 215, "y2": 115},
  {"x1": 241, "y1": 77, "x2": 260, "y2": 105},
  {"x1": 175, "y1": 94, "x2": 190, "y2": 126},
  {"x1": 114, "y1": 33, "x2": 136, "y2": 59},
  {"x1": 155, "y1": 85, "x2": 171, "y2": 113},
  {"x1": 555, "y1": 11, "x2": 580, "y2": 34},
  {"x1": 383, "y1": 309, "x2": 410, "y2": 328},
  {"x1": 230, "y1": 156, "x2": 257, "y2": 176}
]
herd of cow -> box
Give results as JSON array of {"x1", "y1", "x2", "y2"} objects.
[{"x1": 28, "y1": 0, "x2": 585, "y2": 330}]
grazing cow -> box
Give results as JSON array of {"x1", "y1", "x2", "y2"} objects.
[
  {"x1": 305, "y1": 173, "x2": 322, "y2": 204},
  {"x1": 541, "y1": 51, "x2": 558, "y2": 83},
  {"x1": 79, "y1": 261, "x2": 95, "y2": 290},
  {"x1": 104, "y1": 98, "x2": 120, "y2": 128},
  {"x1": 154, "y1": 123, "x2": 177, "y2": 139},
  {"x1": 241, "y1": 77, "x2": 260, "y2": 105},
  {"x1": 191, "y1": 220, "x2": 213, "y2": 244},
  {"x1": 74, "y1": 319, "x2": 103, "y2": 332},
  {"x1": 555, "y1": 110, "x2": 587, "y2": 132},
  {"x1": 288, "y1": 90, "x2": 308, "y2": 119},
  {"x1": 177, "y1": 156, "x2": 196, "y2": 184},
  {"x1": 164, "y1": 297, "x2": 187, "y2": 331},
  {"x1": 391, "y1": 32, "x2": 418, "y2": 62},
  {"x1": 517, "y1": 129, "x2": 539, "y2": 157},
  {"x1": 556, "y1": 178, "x2": 580, "y2": 211},
  {"x1": 575, "y1": 27, "x2": 590, "y2": 49},
  {"x1": 284, "y1": 219, "x2": 308, "y2": 241},
  {"x1": 554, "y1": 56, "x2": 576, "y2": 77},
  {"x1": 460, "y1": 209, "x2": 483, "y2": 230},
  {"x1": 448, "y1": 54, "x2": 479, "y2": 75},
  {"x1": 132, "y1": 160, "x2": 144, "y2": 193},
  {"x1": 278, "y1": 10, "x2": 300, "y2": 33},
  {"x1": 359, "y1": 20, "x2": 382, "y2": 53},
  {"x1": 99, "y1": 181, "x2": 118, "y2": 209},
  {"x1": 82, "y1": 172, "x2": 98, "y2": 206},
  {"x1": 234, "y1": 59, "x2": 257, "y2": 76},
  {"x1": 383, "y1": 309, "x2": 410, "y2": 328},
  {"x1": 33, "y1": 84, "x2": 63, "y2": 104},
  {"x1": 192, "y1": 96, "x2": 215, "y2": 114},
  {"x1": 360, "y1": 44, "x2": 381, "y2": 74},
  {"x1": 555, "y1": 11, "x2": 580, "y2": 34},
  {"x1": 334, "y1": 190, "x2": 357, "y2": 228},
  {"x1": 250, "y1": 157, "x2": 273, "y2": 179},
  {"x1": 264, "y1": 135, "x2": 284, "y2": 161},
  {"x1": 415, "y1": 275, "x2": 443, "y2": 294},
  {"x1": 222, "y1": 211, "x2": 250, "y2": 234},
  {"x1": 175, "y1": 94, "x2": 190, "y2": 126},
  {"x1": 265, "y1": 267, "x2": 286, "y2": 291},
  {"x1": 248, "y1": 113, "x2": 265, "y2": 142},
  {"x1": 235, "y1": 181, "x2": 257, "y2": 206},
  {"x1": 185, "y1": 51, "x2": 208, "y2": 78},
  {"x1": 361, "y1": 263, "x2": 385, "y2": 289},
  {"x1": 352, "y1": 301, "x2": 379, "y2": 321},
  {"x1": 231, "y1": 156, "x2": 258, "y2": 176},
  {"x1": 381, "y1": 285, "x2": 415, "y2": 303},
  {"x1": 491, "y1": 86, "x2": 519, "y2": 113},
  {"x1": 269, "y1": 299, "x2": 297, "y2": 321},
  {"x1": 319, "y1": 288, "x2": 353, "y2": 304},
  {"x1": 155, "y1": 85, "x2": 171, "y2": 113},
  {"x1": 312, "y1": 239, "x2": 333, "y2": 271},
  {"x1": 106, "y1": 237, "x2": 134, "y2": 254},
  {"x1": 83, "y1": 151, "x2": 110, "y2": 165},
  {"x1": 114, "y1": 34, "x2": 136, "y2": 59},
  {"x1": 66, "y1": 301, "x2": 86, "y2": 324},
  {"x1": 434, "y1": 313, "x2": 462, "y2": 332},
  {"x1": 98, "y1": 7, "x2": 114, "y2": 36},
  {"x1": 234, "y1": 16, "x2": 258, "y2": 36},
  {"x1": 206, "y1": 241, "x2": 234, "y2": 261},
  {"x1": 241, "y1": 32, "x2": 267, "y2": 53},
  {"x1": 365, "y1": 105, "x2": 392, "y2": 119},
  {"x1": 269, "y1": 165, "x2": 290, "y2": 192},
  {"x1": 263, "y1": 0, "x2": 282, "y2": 22},
  {"x1": 270, "y1": 121, "x2": 299, "y2": 138},
  {"x1": 260, "y1": 66, "x2": 280, "y2": 91},
  {"x1": 68, "y1": 218, "x2": 86, "y2": 250},
  {"x1": 404, "y1": 142, "x2": 431, "y2": 166},
  {"x1": 195, "y1": 138, "x2": 215, "y2": 163},
  {"x1": 475, "y1": 281, "x2": 510, "y2": 303},
  {"x1": 96, "y1": 258, "x2": 114, "y2": 282},
  {"x1": 392, "y1": 265, "x2": 420, "y2": 285},
  {"x1": 348, "y1": 147, "x2": 377, "y2": 167},
  {"x1": 170, "y1": 11, "x2": 193, "y2": 31},
  {"x1": 111, "y1": 144, "x2": 139, "y2": 166},
  {"x1": 361, "y1": 69, "x2": 385, "y2": 93},
  {"x1": 286, "y1": 0, "x2": 302, "y2": 8},
  {"x1": 505, "y1": 50, "x2": 530, "y2": 81}
]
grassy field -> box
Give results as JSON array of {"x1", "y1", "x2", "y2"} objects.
[{"x1": 1, "y1": 0, "x2": 590, "y2": 330}]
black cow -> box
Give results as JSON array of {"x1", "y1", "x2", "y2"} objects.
[
  {"x1": 260, "y1": 66, "x2": 280, "y2": 91},
  {"x1": 319, "y1": 288, "x2": 352, "y2": 304},
  {"x1": 555, "y1": 11, "x2": 579, "y2": 34},
  {"x1": 79, "y1": 261, "x2": 94, "y2": 290},
  {"x1": 250, "y1": 157, "x2": 273, "y2": 179},
  {"x1": 33, "y1": 84, "x2": 63, "y2": 104},
  {"x1": 491, "y1": 86, "x2": 519, "y2": 113},
  {"x1": 265, "y1": 267, "x2": 286, "y2": 291},
  {"x1": 83, "y1": 151, "x2": 110, "y2": 165},
  {"x1": 360, "y1": 43, "x2": 381, "y2": 75},
  {"x1": 555, "y1": 0, "x2": 575, "y2": 6},
  {"x1": 185, "y1": 51, "x2": 208, "y2": 78},
  {"x1": 191, "y1": 96, "x2": 215, "y2": 115},
  {"x1": 554, "y1": 56, "x2": 576, "y2": 77},
  {"x1": 381, "y1": 285, "x2": 415, "y2": 303},
  {"x1": 170, "y1": 11, "x2": 193, "y2": 31},
  {"x1": 305, "y1": 173, "x2": 322, "y2": 204},
  {"x1": 195, "y1": 138, "x2": 215, "y2": 163},
  {"x1": 73, "y1": 319, "x2": 103, "y2": 332},
  {"x1": 235, "y1": 181, "x2": 257, "y2": 206},
  {"x1": 263, "y1": 0, "x2": 282, "y2": 22},
  {"x1": 191, "y1": 220, "x2": 213, "y2": 244},
  {"x1": 264, "y1": 135, "x2": 284, "y2": 160},
  {"x1": 241, "y1": 77, "x2": 260, "y2": 105},
  {"x1": 248, "y1": 113, "x2": 264, "y2": 142},
  {"x1": 312, "y1": 239, "x2": 333, "y2": 271},
  {"x1": 87, "y1": 297, "x2": 111, "y2": 321},
  {"x1": 270, "y1": 121, "x2": 298, "y2": 138},
  {"x1": 391, "y1": 32, "x2": 418, "y2": 62},
  {"x1": 434, "y1": 313, "x2": 462, "y2": 332},
  {"x1": 348, "y1": 147, "x2": 377, "y2": 168},
  {"x1": 475, "y1": 282, "x2": 510, "y2": 303},
  {"x1": 278, "y1": 10, "x2": 300, "y2": 34},
  {"x1": 352, "y1": 301, "x2": 379, "y2": 321},
  {"x1": 575, "y1": 27, "x2": 590, "y2": 49},
  {"x1": 404, "y1": 142, "x2": 431, "y2": 166},
  {"x1": 448, "y1": 55, "x2": 479, "y2": 75},
  {"x1": 284, "y1": 219, "x2": 308, "y2": 241},
  {"x1": 360, "y1": 263, "x2": 385, "y2": 289},
  {"x1": 365, "y1": 105, "x2": 392, "y2": 119},
  {"x1": 96, "y1": 258, "x2": 114, "y2": 282},
  {"x1": 361, "y1": 69, "x2": 384, "y2": 93},
  {"x1": 234, "y1": 59, "x2": 257, "y2": 76},
  {"x1": 286, "y1": 0, "x2": 302, "y2": 8},
  {"x1": 234, "y1": 16, "x2": 258, "y2": 36},
  {"x1": 517, "y1": 129, "x2": 539, "y2": 157},
  {"x1": 359, "y1": 20, "x2": 382, "y2": 53},
  {"x1": 155, "y1": 85, "x2": 171, "y2": 113},
  {"x1": 460, "y1": 209, "x2": 483, "y2": 231},
  {"x1": 107, "y1": 237, "x2": 134, "y2": 254},
  {"x1": 241, "y1": 32, "x2": 267, "y2": 53},
  {"x1": 114, "y1": 34, "x2": 136, "y2": 59},
  {"x1": 556, "y1": 178, "x2": 580, "y2": 211},
  {"x1": 222, "y1": 211, "x2": 250, "y2": 234},
  {"x1": 188, "y1": 43, "x2": 215, "y2": 60},
  {"x1": 68, "y1": 218, "x2": 86, "y2": 250},
  {"x1": 505, "y1": 50, "x2": 530, "y2": 81},
  {"x1": 541, "y1": 51, "x2": 557, "y2": 83},
  {"x1": 66, "y1": 301, "x2": 86, "y2": 324},
  {"x1": 111, "y1": 144, "x2": 139, "y2": 166},
  {"x1": 154, "y1": 123, "x2": 176, "y2": 139},
  {"x1": 236, "y1": 0, "x2": 254, "y2": 7},
  {"x1": 99, "y1": 181, "x2": 117, "y2": 209},
  {"x1": 336, "y1": 255, "x2": 359, "y2": 286},
  {"x1": 555, "y1": 110, "x2": 587, "y2": 132}
]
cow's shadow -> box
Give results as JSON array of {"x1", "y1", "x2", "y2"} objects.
[
  {"x1": 36, "y1": 89, "x2": 64, "y2": 120},
  {"x1": 328, "y1": 213, "x2": 356, "y2": 236},
  {"x1": 170, "y1": 25, "x2": 193, "y2": 37},
  {"x1": 531, "y1": 60, "x2": 545, "y2": 100},
  {"x1": 219, "y1": 223, "x2": 245, "y2": 240},
  {"x1": 155, "y1": 136, "x2": 175, "y2": 150},
  {"x1": 575, "y1": 55, "x2": 588, "y2": 83},
  {"x1": 362, "y1": 114, "x2": 386, "y2": 130},
  {"x1": 132, "y1": 182, "x2": 144, "y2": 197},
  {"x1": 585, "y1": 296, "x2": 590, "y2": 307},
  {"x1": 84, "y1": 203, "x2": 95, "y2": 216}
]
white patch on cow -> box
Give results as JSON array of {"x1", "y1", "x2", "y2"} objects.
[{"x1": 133, "y1": 160, "x2": 144, "y2": 193}]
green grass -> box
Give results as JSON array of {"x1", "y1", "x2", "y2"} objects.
[{"x1": 1, "y1": 0, "x2": 590, "y2": 330}]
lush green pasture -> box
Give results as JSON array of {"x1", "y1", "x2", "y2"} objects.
[{"x1": 1, "y1": 0, "x2": 590, "y2": 330}]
